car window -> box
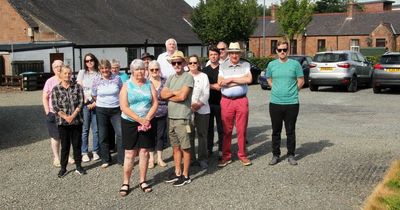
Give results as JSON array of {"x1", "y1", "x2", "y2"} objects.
[
  {"x1": 313, "y1": 53, "x2": 347, "y2": 62},
  {"x1": 351, "y1": 53, "x2": 360, "y2": 62},
  {"x1": 356, "y1": 53, "x2": 366, "y2": 62},
  {"x1": 307, "y1": 57, "x2": 313, "y2": 63},
  {"x1": 380, "y1": 55, "x2": 400, "y2": 64}
]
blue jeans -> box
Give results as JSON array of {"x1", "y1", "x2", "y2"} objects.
[
  {"x1": 81, "y1": 105, "x2": 99, "y2": 154},
  {"x1": 96, "y1": 107, "x2": 124, "y2": 165}
]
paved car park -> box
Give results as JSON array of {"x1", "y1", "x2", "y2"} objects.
[{"x1": 0, "y1": 86, "x2": 399, "y2": 209}]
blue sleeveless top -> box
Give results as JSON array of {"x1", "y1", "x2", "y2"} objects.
[{"x1": 121, "y1": 79, "x2": 152, "y2": 122}]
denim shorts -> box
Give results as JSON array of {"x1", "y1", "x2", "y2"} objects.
[{"x1": 46, "y1": 112, "x2": 60, "y2": 139}]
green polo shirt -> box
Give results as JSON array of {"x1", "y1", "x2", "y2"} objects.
[{"x1": 266, "y1": 58, "x2": 303, "y2": 105}]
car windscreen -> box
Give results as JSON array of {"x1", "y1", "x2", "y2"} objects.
[
  {"x1": 288, "y1": 56, "x2": 302, "y2": 63},
  {"x1": 380, "y1": 55, "x2": 400, "y2": 64},
  {"x1": 313, "y1": 53, "x2": 347, "y2": 63}
]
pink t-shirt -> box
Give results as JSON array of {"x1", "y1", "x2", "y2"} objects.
[{"x1": 43, "y1": 76, "x2": 60, "y2": 113}]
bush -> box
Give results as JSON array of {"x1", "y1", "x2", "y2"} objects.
[
  {"x1": 366, "y1": 55, "x2": 380, "y2": 65},
  {"x1": 248, "y1": 57, "x2": 275, "y2": 70}
]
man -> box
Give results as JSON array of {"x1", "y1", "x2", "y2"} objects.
[
  {"x1": 157, "y1": 38, "x2": 178, "y2": 79},
  {"x1": 206, "y1": 41, "x2": 229, "y2": 66},
  {"x1": 266, "y1": 40, "x2": 304, "y2": 166},
  {"x1": 202, "y1": 46, "x2": 223, "y2": 156},
  {"x1": 161, "y1": 51, "x2": 194, "y2": 186},
  {"x1": 141, "y1": 52, "x2": 155, "y2": 78},
  {"x1": 217, "y1": 42, "x2": 253, "y2": 167}
]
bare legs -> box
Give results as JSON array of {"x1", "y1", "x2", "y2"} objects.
[
  {"x1": 121, "y1": 148, "x2": 151, "y2": 193},
  {"x1": 173, "y1": 146, "x2": 190, "y2": 177},
  {"x1": 51, "y1": 138, "x2": 61, "y2": 166}
]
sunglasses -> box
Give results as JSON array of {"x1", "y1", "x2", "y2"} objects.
[
  {"x1": 85, "y1": 59, "x2": 94, "y2": 63},
  {"x1": 150, "y1": 68, "x2": 159, "y2": 72},
  {"x1": 277, "y1": 48, "x2": 288, "y2": 53},
  {"x1": 188, "y1": 62, "x2": 198, "y2": 65},
  {"x1": 218, "y1": 48, "x2": 225, "y2": 51},
  {"x1": 171, "y1": 61, "x2": 183, "y2": 66}
]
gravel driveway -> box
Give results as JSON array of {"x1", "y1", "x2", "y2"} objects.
[{"x1": 0, "y1": 86, "x2": 399, "y2": 209}]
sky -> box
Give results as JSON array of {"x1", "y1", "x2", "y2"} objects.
[{"x1": 184, "y1": 0, "x2": 281, "y2": 7}]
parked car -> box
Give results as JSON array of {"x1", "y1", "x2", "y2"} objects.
[
  {"x1": 240, "y1": 58, "x2": 261, "y2": 84},
  {"x1": 309, "y1": 50, "x2": 373, "y2": 92},
  {"x1": 372, "y1": 52, "x2": 400, "y2": 93},
  {"x1": 258, "y1": 55, "x2": 312, "y2": 90}
]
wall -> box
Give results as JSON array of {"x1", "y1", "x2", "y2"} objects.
[{"x1": 0, "y1": 0, "x2": 31, "y2": 43}]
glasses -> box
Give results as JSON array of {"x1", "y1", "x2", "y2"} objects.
[
  {"x1": 188, "y1": 62, "x2": 198, "y2": 65},
  {"x1": 85, "y1": 59, "x2": 94, "y2": 63},
  {"x1": 218, "y1": 48, "x2": 225, "y2": 51},
  {"x1": 150, "y1": 68, "x2": 159, "y2": 72},
  {"x1": 277, "y1": 48, "x2": 288, "y2": 53},
  {"x1": 171, "y1": 61, "x2": 183, "y2": 66}
]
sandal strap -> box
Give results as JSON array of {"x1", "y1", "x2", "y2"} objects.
[
  {"x1": 139, "y1": 182, "x2": 152, "y2": 191},
  {"x1": 121, "y1": 184, "x2": 129, "y2": 187}
]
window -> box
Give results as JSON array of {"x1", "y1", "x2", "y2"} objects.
[
  {"x1": 317, "y1": 39, "x2": 326, "y2": 52},
  {"x1": 127, "y1": 48, "x2": 140, "y2": 64},
  {"x1": 154, "y1": 46, "x2": 165, "y2": 58},
  {"x1": 290, "y1": 40, "x2": 297, "y2": 55},
  {"x1": 350, "y1": 39, "x2": 360, "y2": 52},
  {"x1": 271, "y1": 40, "x2": 277, "y2": 54},
  {"x1": 376, "y1": 39, "x2": 386, "y2": 47}
]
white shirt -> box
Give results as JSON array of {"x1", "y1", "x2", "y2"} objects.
[
  {"x1": 191, "y1": 72, "x2": 210, "y2": 114},
  {"x1": 219, "y1": 59, "x2": 250, "y2": 97},
  {"x1": 157, "y1": 52, "x2": 175, "y2": 79},
  {"x1": 205, "y1": 56, "x2": 229, "y2": 66}
]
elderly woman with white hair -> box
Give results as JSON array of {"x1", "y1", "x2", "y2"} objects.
[
  {"x1": 147, "y1": 60, "x2": 168, "y2": 168},
  {"x1": 119, "y1": 59, "x2": 158, "y2": 196}
]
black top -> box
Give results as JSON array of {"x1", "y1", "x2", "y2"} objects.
[{"x1": 202, "y1": 65, "x2": 221, "y2": 105}]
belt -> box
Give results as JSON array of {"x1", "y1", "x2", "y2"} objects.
[{"x1": 222, "y1": 94, "x2": 246, "y2": 100}]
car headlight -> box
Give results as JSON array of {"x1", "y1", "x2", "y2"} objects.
[{"x1": 260, "y1": 71, "x2": 265, "y2": 76}]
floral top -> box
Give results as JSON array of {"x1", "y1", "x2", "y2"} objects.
[{"x1": 154, "y1": 78, "x2": 168, "y2": 118}]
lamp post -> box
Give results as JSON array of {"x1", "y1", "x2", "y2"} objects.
[{"x1": 262, "y1": 0, "x2": 266, "y2": 57}]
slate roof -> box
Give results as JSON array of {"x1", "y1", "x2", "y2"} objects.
[
  {"x1": 0, "y1": 43, "x2": 73, "y2": 52},
  {"x1": 252, "y1": 10, "x2": 400, "y2": 37},
  {"x1": 8, "y1": 0, "x2": 201, "y2": 46}
]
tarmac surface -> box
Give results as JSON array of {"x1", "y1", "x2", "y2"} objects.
[{"x1": 0, "y1": 85, "x2": 399, "y2": 209}]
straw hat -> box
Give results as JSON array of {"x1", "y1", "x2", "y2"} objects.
[
  {"x1": 167, "y1": 51, "x2": 185, "y2": 63},
  {"x1": 227, "y1": 42, "x2": 243, "y2": 53}
]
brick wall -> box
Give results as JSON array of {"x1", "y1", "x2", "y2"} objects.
[
  {"x1": 363, "y1": 3, "x2": 384, "y2": 13},
  {"x1": 0, "y1": 0, "x2": 31, "y2": 43}
]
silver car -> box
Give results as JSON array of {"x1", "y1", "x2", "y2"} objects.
[
  {"x1": 372, "y1": 52, "x2": 400, "y2": 93},
  {"x1": 309, "y1": 50, "x2": 373, "y2": 92}
]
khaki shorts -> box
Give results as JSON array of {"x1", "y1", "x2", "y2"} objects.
[{"x1": 168, "y1": 119, "x2": 191, "y2": 150}]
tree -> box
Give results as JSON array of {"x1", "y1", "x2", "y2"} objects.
[
  {"x1": 276, "y1": 0, "x2": 314, "y2": 46},
  {"x1": 256, "y1": 4, "x2": 271, "y2": 16},
  {"x1": 314, "y1": 0, "x2": 347, "y2": 13},
  {"x1": 191, "y1": 0, "x2": 258, "y2": 45}
]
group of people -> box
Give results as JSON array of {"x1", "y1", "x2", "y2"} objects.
[{"x1": 42, "y1": 38, "x2": 304, "y2": 197}]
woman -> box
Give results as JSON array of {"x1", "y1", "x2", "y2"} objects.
[
  {"x1": 111, "y1": 59, "x2": 129, "y2": 83},
  {"x1": 147, "y1": 60, "x2": 168, "y2": 168},
  {"x1": 188, "y1": 55, "x2": 210, "y2": 169},
  {"x1": 51, "y1": 65, "x2": 86, "y2": 177},
  {"x1": 77, "y1": 53, "x2": 100, "y2": 163},
  {"x1": 92, "y1": 59, "x2": 124, "y2": 168},
  {"x1": 119, "y1": 59, "x2": 158, "y2": 196}
]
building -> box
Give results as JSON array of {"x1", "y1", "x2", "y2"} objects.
[
  {"x1": 0, "y1": 0, "x2": 202, "y2": 77},
  {"x1": 250, "y1": 0, "x2": 400, "y2": 57}
]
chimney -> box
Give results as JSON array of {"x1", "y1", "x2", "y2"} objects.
[
  {"x1": 271, "y1": 4, "x2": 277, "y2": 23},
  {"x1": 347, "y1": 1, "x2": 355, "y2": 19}
]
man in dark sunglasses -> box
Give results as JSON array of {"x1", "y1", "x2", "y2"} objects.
[{"x1": 266, "y1": 40, "x2": 304, "y2": 166}]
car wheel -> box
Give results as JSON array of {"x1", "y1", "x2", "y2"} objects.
[
  {"x1": 347, "y1": 75, "x2": 357, "y2": 92},
  {"x1": 309, "y1": 84, "x2": 318, "y2": 91},
  {"x1": 372, "y1": 85, "x2": 381, "y2": 94}
]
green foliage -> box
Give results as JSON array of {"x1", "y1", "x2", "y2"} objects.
[
  {"x1": 276, "y1": 0, "x2": 314, "y2": 43},
  {"x1": 379, "y1": 195, "x2": 400, "y2": 210},
  {"x1": 248, "y1": 56, "x2": 275, "y2": 70},
  {"x1": 314, "y1": 0, "x2": 347, "y2": 13},
  {"x1": 366, "y1": 55, "x2": 380, "y2": 65},
  {"x1": 256, "y1": 4, "x2": 271, "y2": 16},
  {"x1": 191, "y1": 0, "x2": 258, "y2": 45}
]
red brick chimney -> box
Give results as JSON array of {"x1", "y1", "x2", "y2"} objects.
[
  {"x1": 347, "y1": 1, "x2": 356, "y2": 19},
  {"x1": 271, "y1": 4, "x2": 277, "y2": 22}
]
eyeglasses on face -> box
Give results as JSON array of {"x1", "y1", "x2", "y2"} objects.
[
  {"x1": 218, "y1": 48, "x2": 225, "y2": 51},
  {"x1": 150, "y1": 68, "x2": 159, "y2": 72},
  {"x1": 188, "y1": 62, "x2": 198, "y2": 65},
  {"x1": 277, "y1": 48, "x2": 288, "y2": 53},
  {"x1": 85, "y1": 59, "x2": 94, "y2": 63},
  {"x1": 171, "y1": 61, "x2": 183, "y2": 66}
]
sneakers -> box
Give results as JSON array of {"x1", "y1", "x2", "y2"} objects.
[
  {"x1": 173, "y1": 176, "x2": 191, "y2": 187},
  {"x1": 75, "y1": 167, "x2": 87, "y2": 175},
  {"x1": 239, "y1": 158, "x2": 252, "y2": 166},
  {"x1": 165, "y1": 173, "x2": 180, "y2": 183},
  {"x1": 82, "y1": 154, "x2": 90, "y2": 163},
  {"x1": 218, "y1": 159, "x2": 232, "y2": 167},
  {"x1": 58, "y1": 169, "x2": 67, "y2": 178},
  {"x1": 92, "y1": 153, "x2": 100, "y2": 161},
  {"x1": 101, "y1": 163, "x2": 109, "y2": 168},
  {"x1": 288, "y1": 155, "x2": 298, "y2": 165},
  {"x1": 269, "y1": 156, "x2": 279, "y2": 165}
]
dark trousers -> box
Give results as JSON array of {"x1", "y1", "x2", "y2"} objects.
[
  {"x1": 96, "y1": 107, "x2": 124, "y2": 164},
  {"x1": 58, "y1": 124, "x2": 83, "y2": 169},
  {"x1": 207, "y1": 104, "x2": 223, "y2": 153},
  {"x1": 154, "y1": 116, "x2": 167, "y2": 151},
  {"x1": 269, "y1": 103, "x2": 299, "y2": 157}
]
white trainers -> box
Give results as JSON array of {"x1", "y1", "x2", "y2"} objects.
[
  {"x1": 92, "y1": 153, "x2": 100, "y2": 161},
  {"x1": 101, "y1": 163, "x2": 109, "y2": 168},
  {"x1": 82, "y1": 154, "x2": 90, "y2": 163}
]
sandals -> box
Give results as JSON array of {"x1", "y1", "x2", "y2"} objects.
[
  {"x1": 139, "y1": 182, "x2": 152, "y2": 193},
  {"x1": 119, "y1": 184, "x2": 130, "y2": 197}
]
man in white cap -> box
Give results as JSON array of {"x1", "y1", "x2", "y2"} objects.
[
  {"x1": 157, "y1": 38, "x2": 178, "y2": 79},
  {"x1": 161, "y1": 50, "x2": 194, "y2": 186},
  {"x1": 217, "y1": 42, "x2": 253, "y2": 167}
]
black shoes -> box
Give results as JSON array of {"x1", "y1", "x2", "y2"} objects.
[
  {"x1": 287, "y1": 156, "x2": 298, "y2": 166},
  {"x1": 173, "y1": 176, "x2": 191, "y2": 187},
  {"x1": 269, "y1": 156, "x2": 279, "y2": 165},
  {"x1": 75, "y1": 166, "x2": 87, "y2": 175},
  {"x1": 165, "y1": 173, "x2": 180, "y2": 183},
  {"x1": 58, "y1": 169, "x2": 67, "y2": 178}
]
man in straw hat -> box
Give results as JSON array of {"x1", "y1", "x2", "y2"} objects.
[
  {"x1": 217, "y1": 42, "x2": 253, "y2": 167},
  {"x1": 161, "y1": 50, "x2": 194, "y2": 186}
]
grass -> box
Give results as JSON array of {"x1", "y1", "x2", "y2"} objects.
[{"x1": 364, "y1": 160, "x2": 400, "y2": 210}]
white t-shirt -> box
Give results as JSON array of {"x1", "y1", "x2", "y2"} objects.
[
  {"x1": 157, "y1": 52, "x2": 175, "y2": 79},
  {"x1": 77, "y1": 69, "x2": 100, "y2": 102},
  {"x1": 191, "y1": 72, "x2": 210, "y2": 114}
]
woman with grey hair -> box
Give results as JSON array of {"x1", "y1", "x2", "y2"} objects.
[
  {"x1": 119, "y1": 59, "x2": 158, "y2": 196},
  {"x1": 111, "y1": 59, "x2": 129, "y2": 83},
  {"x1": 147, "y1": 60, "x2": 168, "y2": 168}
]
